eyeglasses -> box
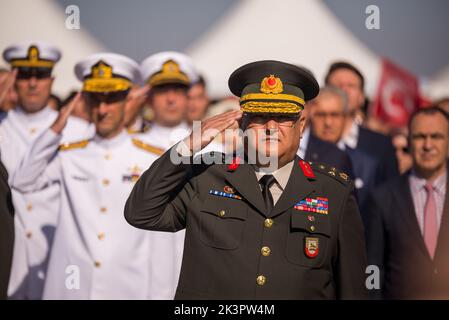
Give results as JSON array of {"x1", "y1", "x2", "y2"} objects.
[
  {"x1": 312, "y1": 111, "x2": 345, "y2": 120},
  {"x1": 83, "y1": 90, "x2": 129, "y2": 105},
  {"x1": 245, "y1": 114, "x2": 300, "y2": 128},
  {"x1": 15, "y1": 67, "x2": 52, "y2": 80}
]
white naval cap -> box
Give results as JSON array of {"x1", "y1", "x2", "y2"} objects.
[
  {"x1": 2, "y1": 41, "x2": 61, "y2": 68},
  {"x1": 140, "y1": 51, "x2": 198, "y2": 87},
  {"x1": 75, "y1": 53, "x2": 140, "y2": 93}
]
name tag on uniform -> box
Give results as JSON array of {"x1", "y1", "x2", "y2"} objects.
[{"x1": 294, "y1": 197, "x2": 328, "y2": 214}]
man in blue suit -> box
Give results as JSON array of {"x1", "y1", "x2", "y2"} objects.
[{"x1": 325, "y1": 62, "x2": 399, "y2": 187}]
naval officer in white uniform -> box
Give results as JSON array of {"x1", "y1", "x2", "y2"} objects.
[
  {"x1": 140, "y1": 51, "x2": 197, "y2": 148},
  {"x1": 0, "y1": 42, "x2": 93, "y2": 299},
  {"x1": 11, "y1": 53, "x2": 166, "y2": 299},
  {"x1": 137, "y1": 51, "x2": 200, "y2": 299}
]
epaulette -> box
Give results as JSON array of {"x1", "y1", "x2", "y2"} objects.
[
  {"x1": 59, "y1": 140, "x2": 89, "y2": 151},
  {"x1": 132, "y1": 138, "x2": 165, "y2": 156},
  {"x1": 309, "y1": 162, "x2": 351, "y2": 185}
]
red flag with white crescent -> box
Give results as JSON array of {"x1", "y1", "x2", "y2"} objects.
[{"x1": 371, "y1": 58, "x2": 422, "y2": 127}]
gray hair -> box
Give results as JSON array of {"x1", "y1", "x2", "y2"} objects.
[{"x1": 316, "y1": 85, "x2": 349, "y2": 113}]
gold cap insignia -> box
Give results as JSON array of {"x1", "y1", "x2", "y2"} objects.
[
  {"x1": 83, "y1": 60, "x2": 132, "y2": 93},
  {"x1": 92, "y1": 61, "x2": 113, "y2": 79},
  {"x1": 148, "y1": 59, "x2": 190, "y2": 86},
  {"x1": 260, "y1": 75, "x2": 283, "y2": 94}
]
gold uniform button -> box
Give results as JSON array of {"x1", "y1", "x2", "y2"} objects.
[
  {"x1": 100, "y1": 207, "x2": 107, "y2": 213},
  {"x1": 27, "y1": 203, "x2": 33, "y2": 211},
  {"x1": 310, "y1": 225, "x2": 316, "y2": 232},
  {"x1": 256, "y1": 275, "x2": 266, "y2": 286},
  {"x1": 29, "y1": 128, "x2": 37, "y2": 134},
  {"x1": 261, "y1": 246, "x2": 271, "y2": 257},
  {"x1": 94, "y1": 261, "x2": 101, "y2": 268},
  {"x1": 97, "y1": 233, "x2": 105, "y2": 241},
  {"x1": 104, "y1": 153, "x2": 111, "y2": 160},
  {"x1": 102, "y1": 179, "x2": 110, "y2": 186},
  {"x1": 218, "y1": 210, "x2": 226, "y2": 217},
  {"x1": 26, "y1": 231, "x2": 32, "y2": 239},
  {"x1": 264, "y1": 218, "x2": 274, "y2": 228}
]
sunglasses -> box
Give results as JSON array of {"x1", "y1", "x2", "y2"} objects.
[
  {"x1": 83, "y1": 90, "x2": 129, "y2": 105},
  {"x1": 16, "y1": 67, "x2": 52, "y2": 80}
]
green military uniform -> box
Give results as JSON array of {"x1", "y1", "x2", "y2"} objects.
[{"x1": 125, "y1": 60, "x2": 368, "y2": 299}]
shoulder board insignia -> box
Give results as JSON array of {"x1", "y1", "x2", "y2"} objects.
[
  {"x1": 132, "y1": 138, "x2": 165, "y2": 156},
  {"x1": 311, "y1": 162, "x2": 351, "y2": 185},
  {"x1": 59, "y1": 140, "x2": 89, "y2": 151}
]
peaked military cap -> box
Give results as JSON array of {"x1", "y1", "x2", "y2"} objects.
[{"x1": 228, "y1": 60, "x2": 319, "y2": 115}]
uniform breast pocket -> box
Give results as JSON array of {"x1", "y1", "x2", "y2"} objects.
[
  {"x1": 285, "y1": 211, "x2": 332, "y2": 268},
  {"x1": 199, "y1": 197, "x2": 248, "y2": 250}
]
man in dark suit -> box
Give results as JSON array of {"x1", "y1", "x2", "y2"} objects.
[
  {"x1": 299, "y1": 126, "x2": 354, "y2": 178},
  {"x1": 325, "y1": 61, "x2": 399, "y2": 186},
  {"x1": 308, "y1": 85, "x2": 378, "y2": 210},
  {"x1": 365, "y1": 106, "x2": 449, "y2": 299},
  {"x1": 0, "y1": 159, "x2": 14, "y2": 300},
  {"x1": 125, "y1": 60, "x2": 368, "y2": 299}
]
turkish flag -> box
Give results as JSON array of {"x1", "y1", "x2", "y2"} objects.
[{"x1": 371, "y1": 58, "x2": 421, "y2": 127}]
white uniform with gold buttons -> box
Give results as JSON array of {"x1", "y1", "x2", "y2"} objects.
[
  {"x1": 11, "y1": 128, "x2": 164, "y2": 299},
  {"x1": 10, "y1": 52, "x2": 177, "y2": 299},
  {"x1": 1, "y1": 41, "x2": 94, "y2": 299}
]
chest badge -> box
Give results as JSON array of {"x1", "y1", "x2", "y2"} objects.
[
  {"x1": 305, "y1": 237, "x2": 319, "y2": 258},
  {"x1": 122, "y1": 165, "x2": 142, "y2": 183}
]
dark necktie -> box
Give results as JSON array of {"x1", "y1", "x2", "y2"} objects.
[{"x1": 259, "y1": 174, "x2": 276, "y2": 215}]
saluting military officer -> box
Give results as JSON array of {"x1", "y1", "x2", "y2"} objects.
[
  {"x1": 0, "y1": 41, "x2": 93, "y2": 299},
  {"x1": 10, "y1": 53, "x2": 166, "y2": 299},
  {"x1": 125, "y1": 60, "x2": 368, "y2": 299}
]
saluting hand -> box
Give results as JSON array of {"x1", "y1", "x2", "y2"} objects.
[
  {"x1": 184, "y1": 109, "x2": 242, "y2": 153},
  {"x1": 124, "y1": 85, "x2": 150, "y2": 127},
  {"x1": 0, "y1": 69, "x2": 17, "y2": 107},
  {"x1": 51, "y1": 92, "x2": 81, "y2": 134}
]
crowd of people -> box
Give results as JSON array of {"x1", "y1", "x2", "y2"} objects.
[{"x1": 0, "y1": 41, "x2": 448, "y2": 300}]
